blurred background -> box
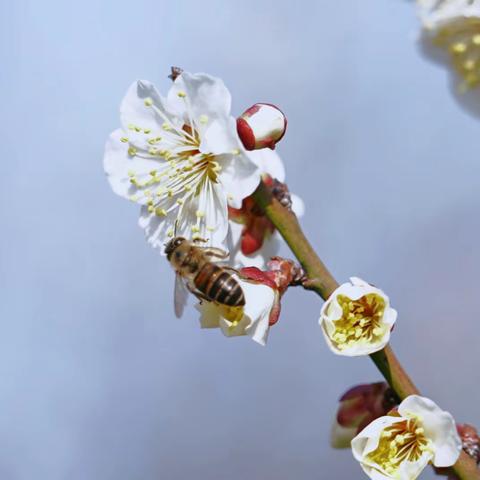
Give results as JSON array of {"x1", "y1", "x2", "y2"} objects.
[{"x1": 1, "y1": 0, "x2": 479, "y2": 478}]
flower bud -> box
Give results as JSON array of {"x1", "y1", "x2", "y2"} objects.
[
  {"x1": 331, "y1": 382, "x2": 398, "y2": 449},
  {"x1": 237, "y1": 103, "x2": 287, "y2": 150}
]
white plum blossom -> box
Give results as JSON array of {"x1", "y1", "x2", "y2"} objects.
[
  {"x1": 196, "y1": 275, "x2": 276, "y2": 346},
  {"x1": 418, "y1": 0, "x2": 480, "y2": 89},
  {"x1": 352, "y1": 395, "x2": 462, "y2": 480},
  {"x1": 104, "y1": 72, "x2": 263, "y2": 251},
  {"x1": 319, "y1": 277, "x2": 397, "y2": 356}
]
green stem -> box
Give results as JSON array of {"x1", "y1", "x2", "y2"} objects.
[{"x1": 253, "y1": 181, "x2": 479, "y2": 480}]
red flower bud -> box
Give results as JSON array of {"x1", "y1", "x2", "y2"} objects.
[
  {"x1": 237, "y1": 103, "x2": 287, "y2": 151},
  {"x1": 331, "y1": 382, "x2": 399, "y2": 448}
]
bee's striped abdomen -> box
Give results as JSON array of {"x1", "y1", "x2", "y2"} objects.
[{"x1": 194, "y1": 263, "x2": 245, "y2": 307}]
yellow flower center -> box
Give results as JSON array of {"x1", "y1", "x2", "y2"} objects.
[
  {"x1": 366, "y1": 417, "x2": 431, "y2": 476},
  {"x1": 434, "y1": 18, "x2": 480, "y2": 90},
  {"x1": 218, "y1": 305, "x2": 244, "y2": 324},
  {"x1": 331, "y1": 293, "x2": 386, "y2": 349}
]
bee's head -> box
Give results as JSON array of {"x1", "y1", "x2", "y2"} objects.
[{"x1": 164, "y1": 236, "x2": 186, "y2": 261}]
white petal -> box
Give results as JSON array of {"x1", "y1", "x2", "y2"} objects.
[
  {"x1": 120, "y1": 80, "x2": 172, "y2": 138},
  {"x1": 197, "y1": 301, "x2": 221, "y2": 329},
  {"x1": 194, "y1": 276, "x2": 275, "y2": 345},
  {"x1": 104, "y1": 129, "x2": 165, "y2": 204},
  {"x1": 291, "y1": 194, "x2": 305, "y2": 217},
  {"x1": 200, "y1": 117, "x2": 240, "y2": 155},
  {"x1": 352, "y1": 416, "x2": 404, "y2": 461},
  {"x1": 178, "y1": 181, "x2": 229, "y2": 249},
  {"x1": 139, "y1": 180, "x2": 229, "y2": 251},
  {"x1": 398, "y1": 395, "x2": 462, "y2": 467},
  {"x1": 167, "y1": 72, "x2": 232, "y2": 122},
  {"x1": 418, "y1": 0, "x2": 480, "y2": 30},
  {"x1": 218, "y1": 153, "x2": 261, "y2": 209},
  {"x1": 246, "y1": 148, "x2": 286, "y2": 182}
]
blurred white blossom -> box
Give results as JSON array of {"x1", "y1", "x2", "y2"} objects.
[{"x1": 418, "y1": 0, "x2": 480, "y2": 90}]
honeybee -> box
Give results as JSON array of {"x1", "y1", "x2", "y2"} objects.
[{"x1": 165, "y1": 237, "x2": 245, "y2": 317}]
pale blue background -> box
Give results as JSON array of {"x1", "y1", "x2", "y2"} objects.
[{"x1": 1, "y1": 0, "x2": 479, "y2": 479}]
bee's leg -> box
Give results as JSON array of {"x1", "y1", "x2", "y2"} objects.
[
  {"x1": 193, "y1": 237, "x2": 209, "y2": 244},
  {"x1": 185, "y1": 282, "x2": 211, "y2": 303},
  {"x1": 202, "y1": 247, "x2": 229, "y2": 259}
]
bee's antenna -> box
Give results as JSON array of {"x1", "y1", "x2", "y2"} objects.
[{"x1": 174, "y1": 220, "x2": 178, "y2": 237}]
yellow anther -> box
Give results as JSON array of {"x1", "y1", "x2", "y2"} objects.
[
  {"x1": 128, "y1": 146, "x2": 137, "y2": 156},
  {"x1": 176, "y1": 199, "x2": 184, "y2": 205},
  {"x1": 184, "y1": 184, "x2": 192, "y2": 191},
  {"x1": 147, "y1": 205, "x2": 154, "y2": 213},
  {"x1": 134, "y1": 126, "x2": 141, "y2": 132},
  {"x1": 231, "y1": 148, "x2": 240, "y2": 155},
  {"x1": 192, "y1": 233, "x2": 202, "y2": 241},
  {"x1": 144, "y1": 97, "x2": 153, "y2": 106},
  {"x1": 464, "y1": 59, "x2": 476, "y2": 71},
  {"x1": 143, "y1": 128, "x2": 151, "y2": 134},
  {"x1": 144, "y1": 190, "x2": 152, "y2": 197},
  {"x1": 167, "y1": 228, "x2": 174, "y2": 237},
  {"x1": 373, "y1": 327, "x2": 383, "y2": 336},
  {"x1": 451, "y1": 42, "x2": 467, "y2": 54},
  {"x1": 167, "y1": 189, "x2": 173, "y2": 197},
  {"x1": 196, "y1": 210, "x2": 205, "y2": 218},
  {"x1": 156, "y1": 188, "x2": 164, "y2": 196},
  {"x1": 162, "y1": 122, "x2": 171, "y2": 131},
  {"x1": 127, "y1": 170, "x2": 135, "y2": 177},
  {"x1": 192, "y1": 226, "x2": 200, "y2": 233},
  {"x1": 148, "y1": 137, "x2": 162, "y2": 145},
  {"x1": 206, "y1": 226, "x2": 215, "y2": 232},
  {"x1": 148, "y1": 147, "x2": 157, "y2": 155},
  {"x1": 395, "y1": 434, "x2": 405, "y2": 444},
  {"x1": 354, "y1": 327, "x2": 362, "y2": 338},
  {"x1": 199, "y1": 114, "x2": 208, "y2": 124},
  {"x1": 415, "y1": 427, "x2": 424, "y2": 435},
  {"x1": 120, "y1": 136, "x2": 129, "y2": 143},
  {"x1": 130, "y1": 177, "x2": 138, "y2": 185},
  {"x1": 128, "y1": 124, "x2": 136, "y2": 130},
  {"x1": 155, "y1": 207, "x2": 167, "y2": 217},
  {"x1": 129, "y1": 195, "x2": 138, "y2": 202},
  {"x1": 149, "y1": 170, "x2": 157, "y2": 177},
  {"x1": 177, "y1": 90, "x2": 187, "y2": 98},
  {"x1": 188, "y1": 156, "x2": 196, "y2": 165}
]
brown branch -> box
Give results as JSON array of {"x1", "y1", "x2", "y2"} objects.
[{"x1": 252, "y1": 180, "x2": 479, "y2": 480}]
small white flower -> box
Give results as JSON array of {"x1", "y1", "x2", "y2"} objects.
[
  {"x1": 352, "y1": 395, "x2": 462, "y2": 480},
  {"x1": 418, "y1": 0, "x2": 480, "y2": 89},
  {"x1": 319, "y1": 277, "x2": 397, "y2": 356},
  {"x1": 104, "y1": 72, "x2": 263, "y2": 250},
  {"x1": 195, "y1": 275, "x2": 276, "y2": 346}
]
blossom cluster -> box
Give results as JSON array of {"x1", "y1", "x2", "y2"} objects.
[
  {"x1": 104, "y1": 70, "x2": 297, "y2": 345},
  {"x1": 104, "y1": 69, "x2": 467, "y2": 480}
]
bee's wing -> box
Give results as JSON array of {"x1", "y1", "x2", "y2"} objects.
[{"x1": 174, "y1": 273, "x2": 189, "y2": 318}]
